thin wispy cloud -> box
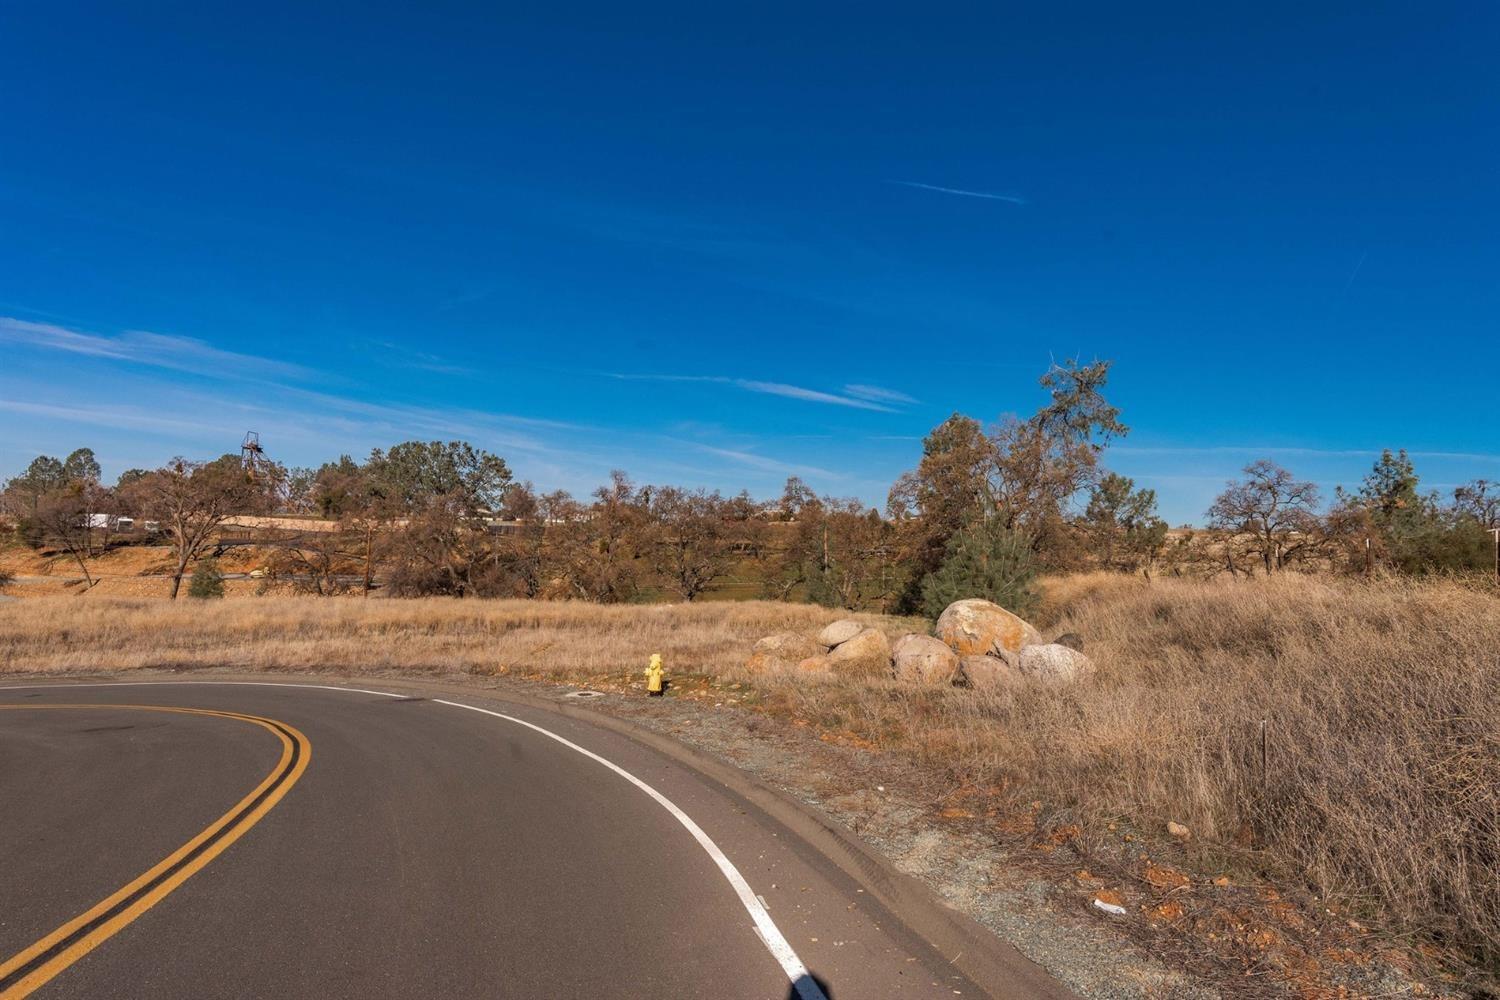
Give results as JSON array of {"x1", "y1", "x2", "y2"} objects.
[
  {"x1": 609, "y1": 373, "x2": 900, "y2": 412},
  {"x1": 0, "y1": 399, "x2": 222, "y2": 437},
  {"x1": 692, "y1": 445, "x2": 839, "y2": 480},
  {"x1": 1114, "y1": 445, "x2": 1500, "y2": 463},
  {"x1": 371, "y1": 340, "x2": 474, "y2": 376},
  {"x1": 0, "y1": 316, "x2": 309, "y2": 379},
  {"x1": 737, "y1": 380, "x2": 895, "y2": 412},
  {"x1": 843, "y1": 384, "x2": 918, "y2": 405},
  {"x1": 891, "y1": 181, "x2": 1026, "y2": 205}
]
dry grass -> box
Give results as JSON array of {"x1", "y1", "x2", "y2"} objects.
[
  {"x1": 776, "y1": 572, "x2": 1500, "y2": 980},
  {"x1": 3, "y1": 575, "x2": 1497, "y2": 981},
  {"x1": 0, "y1": 595, "x2": 916, "y2": 678}
]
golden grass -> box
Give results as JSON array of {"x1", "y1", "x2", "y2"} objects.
[
  {"x1": 3, "y1": 575, "x2": 1497, "y2": 975},
  {"x1": 0, "y1": 596, "x2": 917, "y2": 677},
  {"x1": 777, "y1": 572, "x2": 1500, "y2": 975}
]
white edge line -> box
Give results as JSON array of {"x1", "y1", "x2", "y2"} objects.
[{"x1": 0, "y1": 680, "x2": 829, "y2": 1000}]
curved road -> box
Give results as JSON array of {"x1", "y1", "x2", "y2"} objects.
[{"x1": 0, "y1": 681, "x2": 990, "y2": 999}]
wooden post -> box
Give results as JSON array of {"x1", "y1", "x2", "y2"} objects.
[{"x1": 1260, "y1": 718, "x2": 1269, "y2": 787}]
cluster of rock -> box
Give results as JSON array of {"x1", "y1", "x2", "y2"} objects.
[{"x1": 747, "y1": 598, "x2": 1094, "y2": 688}]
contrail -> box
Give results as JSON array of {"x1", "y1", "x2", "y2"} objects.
[
  {"x1": 891, "y1": 181, "x2": 1026, "y2": 205},
  {"x1": 1341, "y1": 250, "x2": 1368, "y2": 295}
]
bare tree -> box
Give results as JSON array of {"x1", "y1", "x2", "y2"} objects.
[
  {"x1": 1453, "y1": 479, "x2": 1498, "y2": 530},
  {"x1": 775, "y1": 495, "x2": 902, "y2": 610},
  {"x1": 645, "y1": 486, "x2": 735, "y2": 602},
  {"x1": 1206, "y1": 460, "x2": 1324, "y2": 574},
  {"x1": 550, "y1": 472, "x2": 649, "y2": 603},
  {"x1": 266, "y1": 532, "x2": 354, "y2": 595},
  {"x1": 31, "y1": 485, "x2": 101, "y2": 588},
  {"x1": 126, "y1": 457, "x2": 274, "y2": 599}
]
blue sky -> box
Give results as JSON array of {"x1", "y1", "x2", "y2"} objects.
[{"x1": 2, "y1": 3, "x2": 1496, "y2": 524}]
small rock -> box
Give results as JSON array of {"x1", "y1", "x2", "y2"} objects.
[
  {"x1": 1053, "y1": 631, "x2": 1085, "y2": 651},
  {"x1": 817, "y1": 619, "x2": 866, "y2": 649},
  {"x1": 935, "y1": 599, "x2": 1042, "y2": 657},
  {"x1": 826, "y1": 628, "x2": 893, "y2": 677},
  {"x1": 891, "y1": 634, "x2": 959, "y2": 684},
  {"x1": 1167, "y1": 821, "x2": 1192, "y2": 841}
]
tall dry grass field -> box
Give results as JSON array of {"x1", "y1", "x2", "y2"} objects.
[
  {"x1": 2, "y1": 576, "x2": 1497, "y2": 974},
  {"x1": 0, "y1": 596, "x2": 914, "y2": 677},
  {"x1": 775, "y1": 573, "x2": 1500, "y2": 975}
]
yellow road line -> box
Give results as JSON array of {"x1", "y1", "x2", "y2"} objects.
[{"x1": 0, "y1": 704, "x2": 311, "y2": 999}]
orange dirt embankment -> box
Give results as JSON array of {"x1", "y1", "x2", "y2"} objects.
[{"x1": 0, "y1": 543, "x2": 270, "y2": 598}]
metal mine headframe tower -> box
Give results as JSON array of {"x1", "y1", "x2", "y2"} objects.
[{"x1": 241, "y1": 431, "x2": 266, "y2": 479}]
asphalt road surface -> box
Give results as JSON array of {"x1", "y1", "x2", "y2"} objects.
[{"x1": 0, "y1": 681, "x2": 989, "y2": 999}]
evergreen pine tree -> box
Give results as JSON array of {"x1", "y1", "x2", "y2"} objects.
[{"x1": 919, "y1": 517, "x2": 1036, "y2": 620}]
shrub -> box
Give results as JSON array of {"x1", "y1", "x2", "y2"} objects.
[{"x1": 187, "y1": 558, "x2": 225, "y2": 599}]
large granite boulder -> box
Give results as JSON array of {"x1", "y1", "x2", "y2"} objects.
[
  {"x1": 746, "y1": 632, "x2": 823, "y2": 674},
  {"x1": 796, "y1": 654, "x2": 834, "y2": 675},
  {"x1": 958, "y1": 653, "x2": 1023, "y2": 689},
  {"x1": 892, "y1": 634, "x2": 960, "y2": 684},
  {"x1": 817, "y1": 619, "x2": 866, "y2": 649},
  {"x1": 935, "y1": 599, "x2": 1042, "y2": 657},
  {"x1": 826, "y1": 628, "x2": 893, "y2": 678},
  {"x1": 1018, "y1": 643, "x2": 1096, "y2": 683}
]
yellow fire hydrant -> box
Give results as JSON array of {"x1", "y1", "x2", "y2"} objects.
[{"x1": 644, "y1": 653, "x2": 666, "y2": 697}]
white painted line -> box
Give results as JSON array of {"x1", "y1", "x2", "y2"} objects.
[
  {"x1": 431, "y1": 697, "x2": 827, "y2": 1000},
  {"x1": 0, "y1": 680, "x2": 829, "y2": 1000}
]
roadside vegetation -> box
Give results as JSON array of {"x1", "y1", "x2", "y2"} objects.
[
  {"x1": 2, "y1": 573, "x2": 1497, "y2": 988},
  {"x1": 3, "y1": 361, "x2": 1494, "y2": 609},
  {"x1": 4, "y1": 358, "x2": 1498, "y2": 987}
]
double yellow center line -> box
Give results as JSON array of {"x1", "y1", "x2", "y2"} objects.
[{"x1": 0, "y1": 704, "x2": 311, "y2": 999}]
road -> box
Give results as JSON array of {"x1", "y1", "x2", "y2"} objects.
[{"x1": 0, "y1": 681, "x2": 992, "y2": 999}]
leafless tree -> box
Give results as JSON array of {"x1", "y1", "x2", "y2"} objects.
[
  {"x1": 1206, "y1": 460, "x2": 1324, "y2": 574},
  {"x1": 31, "y1": 485, "x2": 102, "y2": 588},
  {"x1": 125, "y1": 457, "x2": 275, "y2": 599},
  {"x1": 775, "y1": 493, "x2": 903, "y2": 610},
  {"x1": 644, "y1": 486, "x2": 735, "y2": 602},
  {"x1": 1453, "y1": 480, "x2": 1498, "y2": 530}
]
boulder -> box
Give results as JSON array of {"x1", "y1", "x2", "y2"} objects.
[
  {"x1": 817, "y1": 619, "x2": 866, "y2": 649},
  {"x1": 935, "y1": 599, "x2": 1042, "y2": 657},
  {"x1": 753, "y1": 632, "x2": 822, "y2": 660},
  {"x1": 796, "y1": 654, "x2": 834, "y2": 675},
  {"x1": 1017, "y1": 643, "x2": 1095, "y2": 683},
  {"x1": 746, "y1": 631, "x2": 823, "y2": 674},
  {"x1": 958, "y1": 653, "x2": 1022, "y2": 689},
  {"x1": 826, "y1": 628, "x2": 893, "y2": 678},
  {"x1": 891, "y1": 634, "x2": 959, "y2": 684}
]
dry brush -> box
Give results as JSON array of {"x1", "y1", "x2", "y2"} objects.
[{"x1": 2, "y1": 575, "x2": 1496, "y2": 976}]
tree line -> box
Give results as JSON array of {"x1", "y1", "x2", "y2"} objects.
[{"x1": 3, "y1": 360, "x2": 1495, "y2": 609}]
